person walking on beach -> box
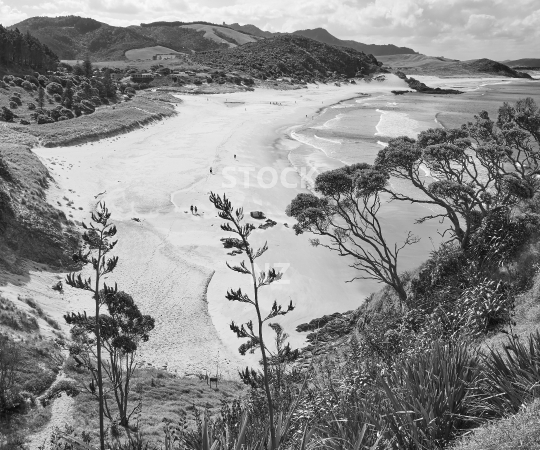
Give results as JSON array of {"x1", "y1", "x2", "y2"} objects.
[
  {"x1": 234, "y1": 154, "x2": 236, "y2": 160},
  {"x1": 190, "y1": 205, "x2": 193, "y2": 214},
  {"x1": 210, "y1": 167, "x2": 213, "y2": 174},
  {"x1": 194, "y1": 206, "x2": 198, "y2": 214}
]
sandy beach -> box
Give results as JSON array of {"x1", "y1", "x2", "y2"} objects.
[{"x1": 3, "y1": 73, "x2": 538, "y2": 378}]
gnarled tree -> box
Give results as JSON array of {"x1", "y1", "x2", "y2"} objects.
[
  {"x1": 286, "y1": 163, "x2": 417, "y2": 306},
  {"x1": 375, "y1": 98, "x2": 540, "y2": 249}
]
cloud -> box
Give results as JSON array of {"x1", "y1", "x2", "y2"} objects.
[
  {"x1": 0, "y1": 0, "x2": 27, "y2": 26},
  {"x1": 0, "y1": 0, "x2": 538, "y2": 59}
]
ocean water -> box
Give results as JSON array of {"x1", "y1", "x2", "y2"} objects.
[{"x1": 281, "y1": 77, "x2": 540, "y2": 272}]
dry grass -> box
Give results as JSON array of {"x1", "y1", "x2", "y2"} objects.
[
  {"x1": 5, "y1": 96, "x2": 176, "y2": 147},
  {"x1": 64, "y1": 361, "x2": 245, "y2": 443},
  {"x1": 0, "y1": 126, "x2": 39, "y2": 146},
  {"x1": 138, "y1": 91, "x2": 184, "y2": 103},
  {"x1": 0, "y1": 296, "x2": 39, "y2": 333},
  {"x1": 0, "y1": 84, "x2": 42, "y2": 123},
  {"x1": 451, "y1": 399, "x2": 540, "y2": 450}
]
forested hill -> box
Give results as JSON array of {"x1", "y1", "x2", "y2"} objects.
[
  {"x1": 0, "y1": 25, "x2": 58, "y2": 72},
  {"x1": 191, "y1": 34, "x2": 382, "y2": 81},
  {"x1": 8, "y1": 16, "x2": 156, "y2": 61}
]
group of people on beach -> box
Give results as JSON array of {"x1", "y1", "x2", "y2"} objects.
[{"x1": 190, "y1": 205, "x2": 198, "y2": 214}]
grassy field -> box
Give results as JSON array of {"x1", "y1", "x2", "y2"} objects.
[
  {"x1": 125, "y1": 46, "x2": 180, "y2": 61},
  {"x1": 4, "y1": 96, "x2": 176, "y2": 147},
  {"x1": 64, "y1": 359, "x2": 245, "y2": 444}
]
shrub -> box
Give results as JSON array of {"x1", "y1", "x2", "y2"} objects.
[
  {"x1": 72, "y1": 104, "x2": 82, "y2": 117},
  {"x1": 46, "y1": 82, "x2": 63, "y2": 95},
  {"x1": 482, "y1": 332, "x2": 540, "y2": 416},
  {"x1": 9, "y1": 101, "x2": 18, "y2": 109},
  {"x1": 12, "y1": 77, "x2": 24, "y2": 86},
  {"x1": 25, "y1": 75, "x2": 40, "y2": 87},
  {"x1": 60, "y1": 108, "x2": 74, "y2": 119},
  {"x1": 21, "y1": 80, "x2": 33, "y2": 90},
  {"x1": 80, "y1": 99, "x2": 95, "y2": 114},
  {"x1": 2, "y1": 75, "x2": 13, "y2": 83},
  {"x1": 19, "y1": 119, "x2": 30, "y2": 125},
  {"x1": 9, "y1": 96, "x2": 22, "y2": 106},
  {"x1": 37, "y1": 115, "x2": 54, "y2": 124},
  {"x1": 91, "y1": 96, "x2": 102, "y2": 106},
  {"x1": 53, "y1": 93, "x2": 62, "y2": 102},
  {"x1": 27, "y1": 102, "x2": 36, "y2": 110},
  {"x1": 41, "y1": 379, "x2": 79, "y2": 404},
  {"x1": 49, "y1": 75, "x2": 63, "y2": 85},
  {"x1": 370, "y1": 342, "x2": 482, "y2": 449},
  {"x1": 1, "y1": 106, "x2": 14, "y2": 122},
  {"x1": 37, "y1": 75, "x2": 48, "y2": 86}
]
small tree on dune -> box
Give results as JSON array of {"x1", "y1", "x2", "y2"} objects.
[
  {"x1": 73, "y1": 62, "x2": 85, "y2": 77},
  {"x1": 65, "y1": 202, "x2": 118, "y2": 450},
  {"x1": 286, "y1": 163, "x2": 417, "y2": 307},
  {"x1": 62, "y1": 80, "x2": 74, "y2": 109},
  {"x1": 83, "y1": 54, "x2": 93, "y2": 78},
  {"x1": 210, "y1": 192, "x2": 294, "y2": 450},
  {"x1": 65, "y1": 291, "x2": 155, "y2": 431},
  {"x1": 37, "y1": 85, "x2": 45, "y2": 109},
  {"x1": 102, "y1": 69, "x2": 116, "y2": 98},
  {"x1": 0, "y1": 334, "x2": 21, "y2": 413}
]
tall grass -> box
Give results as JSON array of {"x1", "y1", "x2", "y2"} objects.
[
  {"x1": 482, "y1": 331, "x2": 540, "y2": 416},
  {"x1": 370, "y1": 342, "x2": 482, "y2": 449}
]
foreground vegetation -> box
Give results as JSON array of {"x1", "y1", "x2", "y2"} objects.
[{"x1": 1, "y1": 63, "x2": 540, "y2": 450}]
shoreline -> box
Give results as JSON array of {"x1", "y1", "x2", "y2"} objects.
[{"x1": 3, "y1": 74, "x2": 534, "y2": 380}]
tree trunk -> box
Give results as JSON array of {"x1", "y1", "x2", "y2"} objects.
[{"x1": 95, "y1": 256, "x2": 105, "y2": 450}]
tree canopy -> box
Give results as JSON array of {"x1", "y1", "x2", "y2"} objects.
[
  {"x1": 375, "y1": 98, "x2": 540, "y2": 249},
  {"x1": 0, "y1": 25, "x2": 58, "y2": 70}
]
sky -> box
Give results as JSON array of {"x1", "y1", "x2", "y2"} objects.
[{"x1": 1, "y1": 0, "x2": 539, "y2": 60}]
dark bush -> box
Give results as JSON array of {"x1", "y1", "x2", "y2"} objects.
[
  {"x1": 80, "y1": 99, "x2": 95, "y2": 114},
  {"x1": 46, "y1": 82, "x2": 63, "y2": 95},
  {"x1": 369, "y1": 341, "x2": 482, "y2": 449},
  {"x1": 25, "y1": 75, "x2": 40, "y2": 87},
  {"x1": 37, "y1": 115, "x2": 54, "y2": 124},
  {"x1": 1, "y1": 106, "x2": 15, "y2": 122}
]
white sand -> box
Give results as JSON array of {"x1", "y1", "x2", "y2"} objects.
[{"x1": 2, "y1": 76, "x2": 412, "y2": 378}]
